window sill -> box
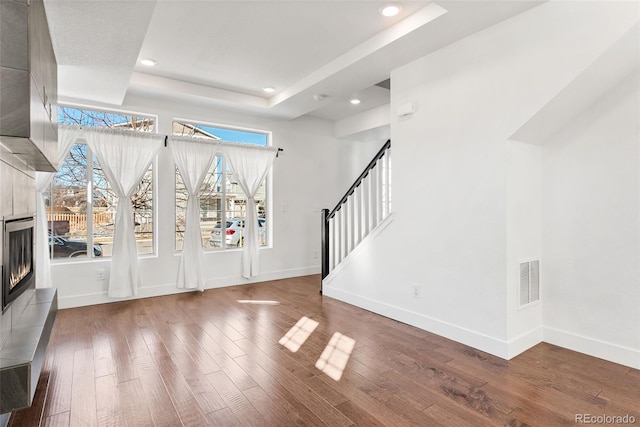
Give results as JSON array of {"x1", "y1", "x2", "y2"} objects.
[
  {"x1": 51, "y1": 252, "x2": 157, "y2": 265},
  {"x1": 51, "y1": 257, "x2": 108, "y2": 265},
  {"x1": 173, "y1": 245, "x2": 272, "y2": 256}
]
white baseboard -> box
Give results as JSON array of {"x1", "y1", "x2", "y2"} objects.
[
  {"x1": 322, "y1": 287, "x2": 640, "y2": 369},
  {"x1": 322, "y1": 285, "x2": 512, "y2": 359},
  {"x1": 507, "y1": 327, "x2": 543, "y2": 359},
  {"x1": 205, "y1": 266, "x2": 319, "y2": 289},
  {"x1": 58, "y1": 266, "x2": 319, "y2": 309},
  {"x1": 543, "y1": 326, "x2": 640, "y2": 369}
]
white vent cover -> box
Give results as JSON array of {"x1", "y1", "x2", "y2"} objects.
[{"x1": 519, "y1": 260, "x2": 540, "y2": 306}]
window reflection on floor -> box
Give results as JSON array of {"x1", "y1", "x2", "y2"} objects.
[
  {"x1": 237, "y1": 299, "x2": 280, "y2": 305},
  {"x1": 278, "y1": 316, "x2": 319, "y2": 353},
  {"x1": 315, "y1": 332, "x2": 355, "y2": 381}
]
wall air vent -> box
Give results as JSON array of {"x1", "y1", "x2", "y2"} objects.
[{"x1": 519, "y1": 260, "x2": 540, "y2": 306}]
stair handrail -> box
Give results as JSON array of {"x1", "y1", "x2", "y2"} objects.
[
  {"x1": 321, "y1": 139, "x2": 391, "y2": 284},
  {"x1": 327, "y1": 139, "x2": 391, "y2": 220}
]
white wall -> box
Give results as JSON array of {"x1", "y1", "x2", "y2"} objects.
[
  {"x1": 324, "y1": 1, "x2": 638, "y2": 360},
  {"x1": 50, "y1": 93, "x2": 380, "y2": 308},
  {"x1": 542, "y1": 72, "x2": 640, "y2": 368}
]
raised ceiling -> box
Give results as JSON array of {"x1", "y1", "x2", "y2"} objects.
[{"x1": 44, "y1": 1, "x2": 542, "y2": 121}]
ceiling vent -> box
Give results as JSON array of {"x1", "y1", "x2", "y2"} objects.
[{"x1": 519, "y1": 260, "x2": 540, "y2": 306}]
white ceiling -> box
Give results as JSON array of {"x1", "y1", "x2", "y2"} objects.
[{"x1": 44, "y1": 1, "x2": 542, "y2": 122}]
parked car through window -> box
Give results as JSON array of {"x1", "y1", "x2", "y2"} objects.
[
  {"x1": 209, "y1": 218, "x2": 266, "y2": 248},
  {"x1": 49, "y1": 235, "x2": 103, "y2": 258}
]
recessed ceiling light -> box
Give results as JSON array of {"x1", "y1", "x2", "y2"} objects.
[
  {"x1": 380, "y1": 3, "x2": 402, "y2": 17},
  {"x1": 263, "y1": 86, "x2": 275, "y2": 93},
  {"x1": 140, "y1": 58, "x2": 157, "y2": 67},
  {"x1": 350, "y1": 98, "x2": 361, "y2": 105}
]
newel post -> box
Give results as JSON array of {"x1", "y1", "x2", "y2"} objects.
[{"x1": 320, "y1": 209, "x2": 330, "y2": 291}]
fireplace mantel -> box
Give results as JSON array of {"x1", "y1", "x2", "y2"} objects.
[{"x1": 0, "y1": 287, "x2": 57, "y2": 414}]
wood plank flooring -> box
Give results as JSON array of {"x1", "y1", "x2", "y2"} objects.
[{"x1": 8, "y1": 275, "x2": 640, "y2": 426}]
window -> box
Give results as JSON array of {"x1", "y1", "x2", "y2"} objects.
[
  {"x1": 47, "y1": 106, "x2": 156, "y2": 259},
  {"x1": 173, "y1": 121, "x2": 270, "y2": 251}
]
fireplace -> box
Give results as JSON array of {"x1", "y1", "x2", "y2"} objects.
[{"x1": 2, "y1": 216, "x2": 35, "y2": 312}]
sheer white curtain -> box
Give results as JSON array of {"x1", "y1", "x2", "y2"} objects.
[
  {"x1": 223, "y1": 144, "x2": 277, "y2": 278},
  {"x1": 84, "y1": 127, "x2": 164, "y2": 297},
  {"x1": 168, "y1": 137, "x2": 216, "y2": 291},
  {"x1": 35, "y1": 126, "x2": 79, "y2": 288}
]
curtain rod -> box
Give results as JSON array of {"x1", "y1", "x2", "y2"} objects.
[
  {"x1": 163, "y1": 135, "x2": 283, "y2": 156},
  {"x1": 60, "y1": 126, "x2": 283, "y2": 156}
]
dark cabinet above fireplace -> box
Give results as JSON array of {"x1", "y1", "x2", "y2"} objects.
[{"x1": 0, "y1": 0, "x2": 58, "y2": 172}]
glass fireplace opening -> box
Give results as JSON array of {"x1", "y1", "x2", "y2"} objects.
[{"x1": 2, "y1": 216, "x2": 35, "y2": 312}]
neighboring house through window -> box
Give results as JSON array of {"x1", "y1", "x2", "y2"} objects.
[{"x1": 172, "y1": 120, "x2": 270, "y2": 251}]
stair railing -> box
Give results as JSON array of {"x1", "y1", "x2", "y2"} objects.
[{"x1": 321, "y1": 140, "x2": 391, "y2": 283}]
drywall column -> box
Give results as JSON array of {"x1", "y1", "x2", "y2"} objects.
[{"x1": 542, "y1": 73, "x2": 640, "y2": 368}]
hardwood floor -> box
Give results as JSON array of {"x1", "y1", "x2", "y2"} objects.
[{"x1": 9, "y1": 275, "x2": 640, "y2": 426}]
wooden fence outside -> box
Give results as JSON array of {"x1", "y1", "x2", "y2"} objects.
[{"x1": 48, "y1": 212, "x2": 114, "y2": 236}]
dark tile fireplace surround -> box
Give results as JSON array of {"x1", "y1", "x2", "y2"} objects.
[
  {"x1": 0, "y1": 215, "x2": 57, "y2": 421},
  {"x1": 0, "y1": 159, "x2": 59, "y2": 427}
]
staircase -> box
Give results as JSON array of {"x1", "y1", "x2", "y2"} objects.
[{"x1": 321, "y1": 140, "x2": 391, "y2": 286}]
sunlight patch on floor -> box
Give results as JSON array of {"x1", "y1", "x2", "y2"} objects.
[
  {"x1": 315, "y1": 332, "x2": 355, "y2": 381},
  {"x1": 278, "y1": 316, "x2": 319, "y2": 353},
  {"x1": 237, "y1": 299, "x2": 280, "y2": 305}
]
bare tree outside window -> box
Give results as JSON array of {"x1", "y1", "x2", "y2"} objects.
[{"x1": 47, "y1": 107, "x2": 155, "y2": 259}]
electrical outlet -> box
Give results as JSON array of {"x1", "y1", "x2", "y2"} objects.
[
  {"x1": 412, "y1": 284, "x2": 422, "y2": 298},
  {"x1": 97, "y1": 269, "x2": 105, "y2": 281},
  {"x1": 313, "y1": 250, "x2": 319, "y2": 259}
]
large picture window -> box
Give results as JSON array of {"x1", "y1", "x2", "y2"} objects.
[
  {"x1": 173, "y1": 121, "x2": 270, "y2": 251},
  {"x1": 47, "y1": 106, "x2": 156, "y2": 259}
]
